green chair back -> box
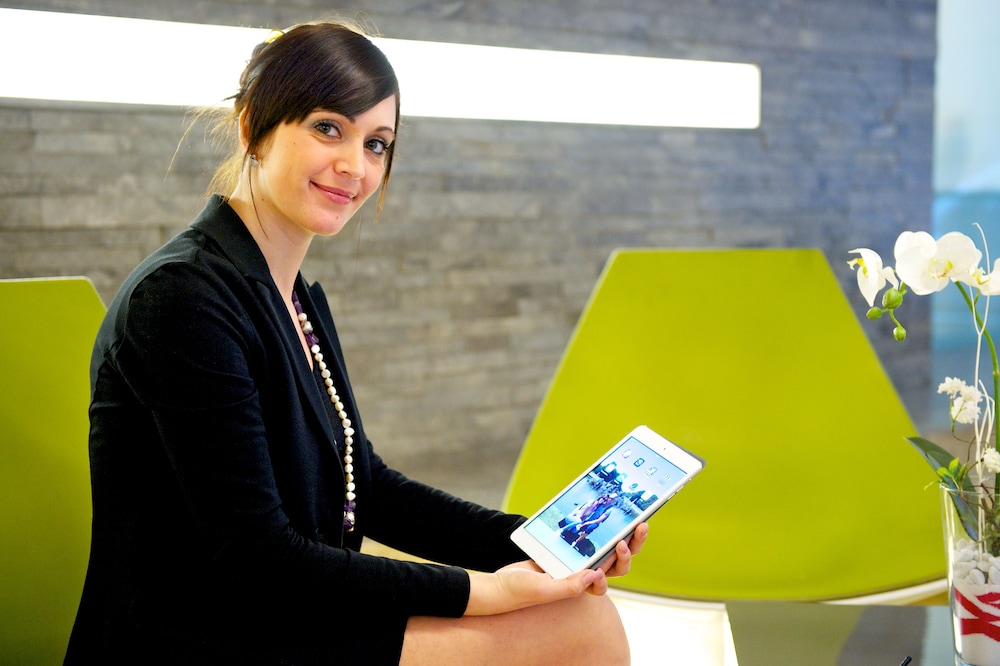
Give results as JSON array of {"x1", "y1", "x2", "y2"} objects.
[
  {"x1": 0, "y1": 278, "x2": 104, "y2": 663},
  {"x1": 503, "y1": 249, "x2": 944, "y2": 601}
]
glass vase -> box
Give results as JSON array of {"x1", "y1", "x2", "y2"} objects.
[{"x1": 942, "y1": 484, "x2": 1000, "y2": 666}]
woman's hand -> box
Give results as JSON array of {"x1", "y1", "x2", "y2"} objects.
[
  {"x1": 464, "y1": 522, "x2": 650, "y2": 615},
  {"x1": 465, "y1": 560, "x2": 607, "y2": 616},
  {"x1": 598, "y1": 521, "x2": 649, "y2": 581}
]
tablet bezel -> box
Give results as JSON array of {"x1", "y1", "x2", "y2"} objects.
[{"x1": 509, "y1": 425, "x2": 705, "y2": 579}]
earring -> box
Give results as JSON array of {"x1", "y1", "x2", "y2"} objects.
[{"x1": 249, "y1": 154, "x2": 260, "y2": 168}]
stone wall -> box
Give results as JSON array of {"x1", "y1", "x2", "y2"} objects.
[{"x1": 0, "y1": 0, "x2": 938, "y2": 466}]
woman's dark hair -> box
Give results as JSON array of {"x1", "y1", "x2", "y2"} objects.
[{"x1": 205, "y1": 20, "x2": 400, "y2": 216}]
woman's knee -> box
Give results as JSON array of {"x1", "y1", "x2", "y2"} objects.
[
  {"x1": 567, "y1": 593, "x2": 630, "y2": 665},
  {"x1": 501, "y1": 594, "x2": 630, "y2": 665},
  {"x1": 401, "y1": 593, "x2": 630, "y2": 666}
]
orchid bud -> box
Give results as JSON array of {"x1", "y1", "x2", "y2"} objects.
[
  {"x1": 893, "y1": 325, "x2": 907, "y2": 341},
  {"x1": 866, "y1": 307, "x2": 883, "y2": 320},
  {"x1": 882, "y1": 287, "x2": 903, "y2": 310}
]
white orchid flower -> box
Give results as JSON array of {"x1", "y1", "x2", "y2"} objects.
[
  {"x1": 847, "y1": 248, "x2": 898, "y2": 307},
  {"x1": 967, "y1": 258, "x2": 1000, "y2": 296},
  {"x1": 893, "y1": 231, "x2": 982, "y2": 295}
]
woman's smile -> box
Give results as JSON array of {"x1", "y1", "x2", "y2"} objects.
[{"x1": 312, "y1": 181, "x2": 356, "y2": 206}]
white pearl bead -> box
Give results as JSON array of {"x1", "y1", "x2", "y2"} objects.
[{"x1": 296, "y1": 300, "x2": 360, "y2": 531}]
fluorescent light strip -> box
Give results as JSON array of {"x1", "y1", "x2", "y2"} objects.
[
  {"x1": 383, "y1": 40, "x2": 761, "y2": 128},
  {"x1": 0, "y1": 9, "x2": 760, "y2": 128}
]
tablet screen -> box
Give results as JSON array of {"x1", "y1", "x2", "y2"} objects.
[{"x1": 520, "y1": 435, "x2": 688, "y2": 571}]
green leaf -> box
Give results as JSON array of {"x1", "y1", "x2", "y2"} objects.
[
  {"x1": 941, "y1": 475, "x2": 982, "y2": 542},
  {"x1": 907, "y1": 436, "x2": 979, "y2": 540},
  {"x1": 908, "y1": 437, "x2": 968, "y2": 485}
]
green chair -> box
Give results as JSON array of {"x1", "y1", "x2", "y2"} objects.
[
  {"x1": 503, "y1": 249, "x2": 945, "y2": 603},
  {"x1": 0, "y1": 278, "x2": 104, "y2": 664}
]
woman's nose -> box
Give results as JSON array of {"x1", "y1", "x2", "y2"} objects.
[{"x1": 335, "y1": 142, "x2": 365, "y2": 179}]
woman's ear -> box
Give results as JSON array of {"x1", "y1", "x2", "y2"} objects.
[{"x1": 238, "y1": 108, "x2": 252, "y2": 152}]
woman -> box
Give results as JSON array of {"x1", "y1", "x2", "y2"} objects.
[{"x1": 65, "y1": 20, "x2": 644, "y2": 665}]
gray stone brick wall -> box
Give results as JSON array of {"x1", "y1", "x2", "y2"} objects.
[{"x1": 0, "y1": 0, "x2": 938, "y2": 464}]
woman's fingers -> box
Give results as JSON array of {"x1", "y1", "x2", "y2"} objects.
[
  {"x1": 487, "y1": 522, "x2": 652, "y2": 609},
  {"x1": 599, "y1": 522, "x2": 650, "y2": 578},
  {"x1": 628, "y1": 522, "x2": 649, "y2": 556},
  {"x1": 578, "y1": 567, "x2": 609, "y2": 596}
]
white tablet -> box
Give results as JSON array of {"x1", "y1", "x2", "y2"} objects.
[{"x1": 510, "y1": 425, "x2": 705, "y2": 579}]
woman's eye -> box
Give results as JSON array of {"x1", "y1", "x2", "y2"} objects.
[
  {"x1": 314, "y1": 120, "x2": 340, "y2": 137},
  {"x1": 366, "y1": 138, "x2": 391, "y2": 156}
]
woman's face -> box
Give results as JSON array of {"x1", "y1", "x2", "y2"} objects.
[{"x1": 250, "y1": 95, "x2": 396, "y2": 238}]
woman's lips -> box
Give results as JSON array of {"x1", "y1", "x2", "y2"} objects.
[{"x1": 313, "y1": 182, "x2": 355, "y2": 205}]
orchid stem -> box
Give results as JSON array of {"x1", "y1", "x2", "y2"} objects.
[{"x1": 956, "y1": 281, "x2": 1000, "y2": 493}]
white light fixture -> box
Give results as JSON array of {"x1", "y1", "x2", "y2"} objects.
[
  {"x1": 380, "y1": 40, "x2": 760, "y2": 128},
  {"x1": 0, "y1": 9, "x2": 760, "y2": 129}
]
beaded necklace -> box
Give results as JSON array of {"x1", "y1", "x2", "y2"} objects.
[{"x1": 291, "y1": 291, "x2": 356, "y2": 532}]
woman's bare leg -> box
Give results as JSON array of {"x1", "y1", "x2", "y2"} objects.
[{"x1": 400, "y1": 592, "x2": 629, "y2": 666}]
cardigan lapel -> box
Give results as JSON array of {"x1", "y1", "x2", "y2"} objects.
[
  {"x1": 189, "y1": 195, "x2": 337, "y2": 448},
  {"x1": 256, "y1": 280, "x2": 337, "y2": 447}
]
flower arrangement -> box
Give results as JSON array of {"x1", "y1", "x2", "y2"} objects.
[
  {"x1": 848, "y1": 229, "x2": 1000, "y2": 548},
  {"x1": 850, "y1": 229, "x2": 1000, "y2": 664}
]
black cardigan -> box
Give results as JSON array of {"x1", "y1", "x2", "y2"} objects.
[{"x1": 66, "y1": 196, "x2": 526, "y2": 665}]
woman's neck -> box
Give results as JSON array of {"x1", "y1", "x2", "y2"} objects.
[{"x1": 227, "y1": 191, "x2": 312, "y2": 300}]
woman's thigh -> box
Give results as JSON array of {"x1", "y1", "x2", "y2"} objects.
[{"x1": 399, "y1": 593, "x2": 629, "y2": 666}]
